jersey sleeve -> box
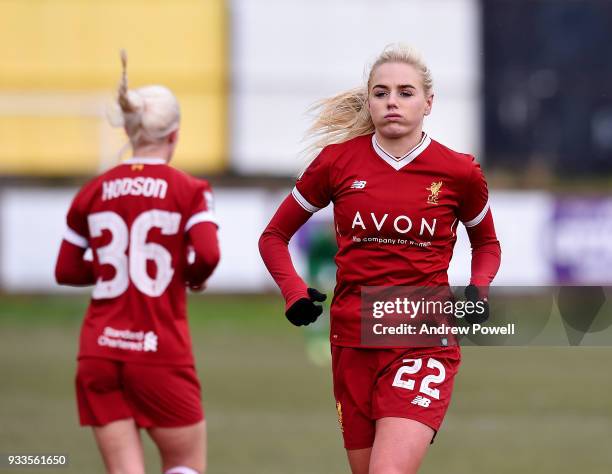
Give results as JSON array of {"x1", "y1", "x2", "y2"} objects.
[
  {"x1": 259, "y1": 194, "x2": 312, "y2": 310},
  {"x1": 55, "y1": 240, "x2": 95, "y2": 285},
  {"x1": 458, "y1": 158, "x2": 490, "y2": 228},
  {"x1": 184, "y1": 222, "x2": 220, "y2": 288},
  {"x1": 63, "y1": 186, "x2": 91, "y2": 249},
  {"x1": 466, "y1": 211, "x2": 501, "y2": 288},
  {"x1": 184, "y1": 180, "x2": 218, "y2": 232},
  {"x1": 292, "y1": 147, "x2": 333, "y2": 213}
]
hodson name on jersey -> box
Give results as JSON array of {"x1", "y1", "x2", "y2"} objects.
[
  {"x1": 102, "y1": 177, "x2": 168, "y2": 201},
  {"x1": 352, "y1": 211, "x2": 437, "y2": 237}
]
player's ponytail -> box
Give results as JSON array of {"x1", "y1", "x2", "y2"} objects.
[
  {"x1": 302, "y1": 44, "x2": 433, "y2": 165},
  {"x1": 110, "y1": 50, "x2": 181, "y2": 149},
  {"x1": 116, "y1": 49, "x2": 145, "y2": 144},
  {"x1": 302, "y1": 87, "x2": 374, "y2": 165}
]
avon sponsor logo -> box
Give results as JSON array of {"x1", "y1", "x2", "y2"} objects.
[{"x1": 351, "y1": 211, "x2": 437, "y2": 237}]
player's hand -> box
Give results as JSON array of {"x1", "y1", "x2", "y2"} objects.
[
  {"x1": 285, "y1": 288, "x2": 327, "y2": 326},
  {"x1": 184, "y1": 268, "x2": 206, "y2": 291},
  {"x1": 464, "y1": 284, "x2": 489, "y2": 324},
  {"x1": 188, "y1": 281, "x2": 207, "y2": 292},
  {"x1": 184, "y1": 245, "x2": 207, "y2": 291}
]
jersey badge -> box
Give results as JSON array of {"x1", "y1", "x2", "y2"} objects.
[
  {"x1": 350, "y1": 180, "x2": 367, "y2": 189},
  {"x1": 143, "y1": 331, "x2": 158, "y2": 352},
  {"x1": 426, "y1": 181, "x2": 443, "y2": 205}
]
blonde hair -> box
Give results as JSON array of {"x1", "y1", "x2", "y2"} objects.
[
  {"x1": 303, "y1": 44, "x2": 433, "y2": 163},
  {"x1": 110, "y1": 50, "x2": 180, "y2": 148}
]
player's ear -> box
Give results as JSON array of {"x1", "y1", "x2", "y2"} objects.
[
  {"x1": 424, "y1": 94, "x2": 434, "y2": 116},
  {"x1": 168, "y1": 129, "x2": 179, "y2": 144}
]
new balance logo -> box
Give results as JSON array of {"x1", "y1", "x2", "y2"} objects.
[
  {"x1": 411, "y1": 396, "x2": 431, "y2": 408},
  {"x1": 350, "y1": 180, "x2": 367, "y2": 189}
]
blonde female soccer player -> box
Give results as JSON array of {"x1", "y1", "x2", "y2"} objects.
[
  {"x1": 259, "y1": 45, "x2": 501, "y2": 474},
  {"x1": 55, "y1": 51, "x2": 219, "y2": 474}
]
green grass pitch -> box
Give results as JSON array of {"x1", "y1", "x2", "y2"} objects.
[{"x1": 1, "y1": 294, "x2": 611, "y2": 473}]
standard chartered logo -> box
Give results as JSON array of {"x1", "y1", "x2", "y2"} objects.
[
  {"x1": 97, "y1": 326, "x2": 159, "y2": 352},
  {"x1": 351, "y1": 211, "x2": 437, "y2": 236}
]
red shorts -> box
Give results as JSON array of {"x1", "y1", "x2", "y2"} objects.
[
  {"x1": 76, "y1": 358, "x2": 204, "y2": 428},
  {"x1": 331, "y1": 345, "x2": 461, "y2": 450}
]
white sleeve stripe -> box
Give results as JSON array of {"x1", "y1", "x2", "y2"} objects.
[
  {"x1": 463, "y1": 200, "x2": 490, "y2": 228},
  {"x1": 185, "y1": 211, "x2": 217, "y2": 232},
  {"x1": 64, "y1": 227, "x2": 88, "y2": 248},
  {"x1": 291, "y1": 186, "x2": 321, "y2": 213}
]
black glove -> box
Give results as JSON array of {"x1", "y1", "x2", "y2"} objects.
[
  {"x1": 464, "y1": 284, "x2": 489, "y2": 325},
  {"x1": 285, "y1": 288, "x2": 327, "y2": 326}
]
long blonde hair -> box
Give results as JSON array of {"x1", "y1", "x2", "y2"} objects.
[
  {"x1": 302, "y1": 44, "x2": 433, "y2": 163},
  {"x1": 110, "y1": 50, "x2": 180, "y2": 148}
]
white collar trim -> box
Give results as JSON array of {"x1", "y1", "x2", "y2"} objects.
[
  {"x1": 371, "y1": 133, "x2": 431, "y2": 170},
  {"x1": 123, "y1": 157, "x2": 167, "y2": 165}
]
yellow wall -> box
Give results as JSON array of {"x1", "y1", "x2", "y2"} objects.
[{"x1": 0, "y1": 0, "x2": 227, "y2": 175}]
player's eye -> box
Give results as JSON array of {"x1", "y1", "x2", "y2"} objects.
[
  {"x1": 400, "y1": 90, "x2": 414, "y2": 97},
  {"x1": 374, "y1": 91, "x2": 387, "y2": 98}
]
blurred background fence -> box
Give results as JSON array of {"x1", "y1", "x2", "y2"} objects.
[{"x1": 0, "y1": 0, "x2": 611, "y2": 293}]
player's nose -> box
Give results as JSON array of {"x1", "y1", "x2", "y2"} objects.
[{"x1": 387, "y1": 91, "x2": 399, "y2": 107}]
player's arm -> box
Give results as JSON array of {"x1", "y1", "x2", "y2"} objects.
[
  {"x1": 466, "y1": 210, "x2": 501, "y2": 289},
  {"x1": 55, "y1": 240, "x2": 95, "y2": 286},
  {"x1": 259, "y1": 195, "x2": 326, "y2": 326},
  {"x1": 259, "y1": 195, "x2": 312, "y2": 307},
  {"x1": 55, "y1": 190, "x2": 95, "y2": 286},
  {"x1": 462, "y1": 211, "x2": 500, "y2": 324},
  {"x1": 183, "y1": 181, "x2": 220, "y2": 291},
  {"x1": 459, "y1": 160, "x2": 501, "y2": 323},
  {"x1": 185, "y1": 222, "x2": 220, "y2": 290},
  {"x1": 260, "y1": 150, "x2": 333, "y2": 326},
  {"x1": 460, "y1": 162, "x2": 501, "y2": 291}
]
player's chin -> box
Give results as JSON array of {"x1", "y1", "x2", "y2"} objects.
[{"x1": 377, "y1": 123, "x2": 410, "y2": 139}]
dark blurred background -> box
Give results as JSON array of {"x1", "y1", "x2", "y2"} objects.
[{"x1": 483, "y1": 0, "x2": 612, "y2": 179}]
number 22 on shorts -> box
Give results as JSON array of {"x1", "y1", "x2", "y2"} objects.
[{"x1": 391, "y1": 358, "x2": 446, "y2": 399}]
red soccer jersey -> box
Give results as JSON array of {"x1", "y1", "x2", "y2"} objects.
[
  {"x1": 293, "y1": 133, "x2": 490, "y2": 346},
  {"x1": 62, "y1": 157, "x2": 217, "y2": 365}
]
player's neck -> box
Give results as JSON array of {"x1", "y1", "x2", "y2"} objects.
[
  {"x1": 131, "y1": 145, "x2": 171, "y2": 162},
  {"x1": 374, "y1": 128, "x2": 424, "y2": 158}
]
